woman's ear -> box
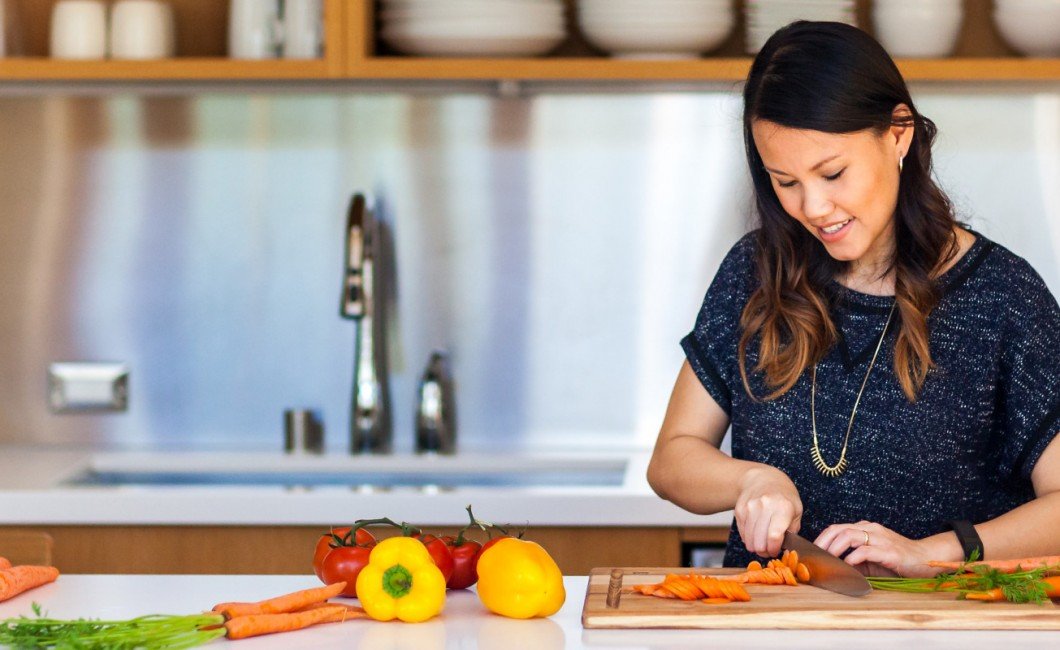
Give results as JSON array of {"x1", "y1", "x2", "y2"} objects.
[{"x1": 890, "y1": 103, "x2": 915, "y2": 160}]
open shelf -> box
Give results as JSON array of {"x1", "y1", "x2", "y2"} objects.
[{"x1": 0, "y1": 0, "x2": 1057, "y2": 84}]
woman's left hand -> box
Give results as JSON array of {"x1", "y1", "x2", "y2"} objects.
[{"x1": 814, "y1": 521, "x2": 940, "y2": 578}]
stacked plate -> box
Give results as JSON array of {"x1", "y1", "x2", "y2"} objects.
[
  {"x1": 577, "y1": 0, "x2": 736, "y2": 59},
  {"x1": 745, "y1": 0, "x2": 857, "y2": 54},
  {"x1": 994, "y1": 0, "x2": 1060, "y2": 57},
  {"x1": 379, "y1": 0, "x2": 566, "y2": 57}
]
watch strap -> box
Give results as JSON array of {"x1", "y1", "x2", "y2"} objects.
[{"x1": 945, "y1": 519, "x2": 984, "y2": 562}]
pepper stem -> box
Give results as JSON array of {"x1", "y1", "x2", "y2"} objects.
[{"x1": 382, "y1": 564, "x2": 413, "y2": 599}]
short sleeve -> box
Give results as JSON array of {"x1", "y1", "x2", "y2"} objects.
[
  {"x1": 680, "y1": 234, "x2": 758, "y2": 416},
  {"x1": 995, "y1": 262, "x2": 1060, "y2": 483}
]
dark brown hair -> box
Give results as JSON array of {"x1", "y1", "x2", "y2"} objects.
[{"x1": 738, "y1": 21, "x2": 960, "y2": 402}]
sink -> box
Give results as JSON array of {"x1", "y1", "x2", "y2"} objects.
[{"x1": 63, "y1": 451, "x2": 630, "y2": 489}]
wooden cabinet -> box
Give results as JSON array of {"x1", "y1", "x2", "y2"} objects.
[
  {"x1": 0, "y1": 525, "x2": 729, "y2": 575},
  {"x1": 0, "y1": 0, "x2": 1056, "y2": 82},
  {"x1": 0, "y1": 0, "x2": 346, "y2": 79}
]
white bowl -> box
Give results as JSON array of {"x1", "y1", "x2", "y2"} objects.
[
  {"x1": 579, "y1": 11, "x2": 735, "y2": 57},
  {"x1": 873, "y1": 5, "x2": 963, "y2": 57},
  {"x1": 993, "y1": 6, "x2": 1060, "y2": 56}
]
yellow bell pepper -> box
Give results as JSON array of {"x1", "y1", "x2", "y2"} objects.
[
  {"x1": 355, "y1": 536, "x2": 447, "y2": 623},
  {"x1": 476, "y1": 538, "x2": 566, "y2": 619}
]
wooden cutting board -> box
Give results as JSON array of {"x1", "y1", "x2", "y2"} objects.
[{"x1": 582, "y1": 567, "x2": 1060, "y2": 630}]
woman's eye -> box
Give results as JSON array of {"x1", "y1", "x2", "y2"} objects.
[
  {"x1": 825, "y1": 169, "x2": 845, "y2": 181},
  {"x1": 778, "y1": 179, "x2": 797, "y2": 188}
]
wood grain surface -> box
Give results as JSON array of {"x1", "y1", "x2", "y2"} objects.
[{"x1": 582, "y1": 567, "x2": 1060, "y2": 630}]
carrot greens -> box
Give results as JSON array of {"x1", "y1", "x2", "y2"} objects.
[
  {"x1": 0, "y1": 603, "x2": 226, "y2": 649},
  {"x1": 868, "y1": 559, "x2": 1060, "y2": 605}
]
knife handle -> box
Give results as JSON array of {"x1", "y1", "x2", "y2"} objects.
[{"x1": 606, "y1": 569, "x2": 624, "y2": 609}]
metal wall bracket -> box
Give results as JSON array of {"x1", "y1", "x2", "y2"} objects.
[{"x1": 48, "y1": 362, "x2": 129, "y2": 413}]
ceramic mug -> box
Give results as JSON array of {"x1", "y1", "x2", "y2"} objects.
[
  {"x1": 229, "y1": 0, "x2": 281, "y2": 59},
  {"x1": 282, "y1": 0, "x2": 324, "y2": 59},
  {"x1": 50, "y1": 0, "x2": 108, "y2": 59},
  {"x1": 110, "y1": 0, "x2": 176, "y2": 59}
]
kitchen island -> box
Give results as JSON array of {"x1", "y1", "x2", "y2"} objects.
[
  {"x1": 0, "y1": 446, "x2": 731, "y2": 574},
  {"x1": 0, "y1": 574, "x2": 1057, "y2": 649}
]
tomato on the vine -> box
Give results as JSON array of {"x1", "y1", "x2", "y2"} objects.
[
  {"x1": 414, "y1": 533, "x2": 455, "y2": 584},
  {"x1": 442, "y1": 536, "x2": 482, "y2": 590},
  {"x1": 320, "y1": 544, "x2": 374, "y2": 597},
  {"x1": 312, "y1": 526, "x2": 376, "y2": 581}
]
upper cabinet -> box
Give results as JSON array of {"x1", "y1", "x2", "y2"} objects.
[{"x1": 0, "y1": 0, "x2": 1057, "y2": 83}]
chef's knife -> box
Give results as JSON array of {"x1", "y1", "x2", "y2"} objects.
[{"x1": 782, "y1": 531, "x2": 872, "y2": 597}]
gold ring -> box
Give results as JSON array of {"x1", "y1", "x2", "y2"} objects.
[{"x1": 861, "y1": 530, "x2": 870, "y2": 546}]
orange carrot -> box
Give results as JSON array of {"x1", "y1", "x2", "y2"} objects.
[
  {"x1": 746, "y1": 560, "x2": 762, "y2": 572},
  {"x1": 927, "y1": 556, "x2": 1060, "y2": 574},
  {"x1": 700, "y1": 597, "x2": 733, "y2": 604},
  {"x1": 212, "y1": 582, "x2": 347, "y2": 619},
  {"x1": 295, "y1": 602, "x2": 368, "y2": 624},
  {"x1": 0, "y1": 565, "x2": 60, "y2": 603},
  {"x1": 224, "y1": 605, "x2": 346, "y2": 640},
  {"x1": 0, "y1": 557, "x2": 10, "y2": 570},
  {"x1": 795, "y1": 562, "x2": 811, "y2": 583},
  {"x1": 963, "y1": 588, "x2": 1004, "y2": 601}
]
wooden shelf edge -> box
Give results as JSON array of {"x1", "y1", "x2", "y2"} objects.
[
  {"x1": 0, "y1": 57, "x2": 1057, "y2": 83},
  {"x1": 353, "y1": 56, "x2": 1060, "y2": 82},
  {"x1": 0, "y1": 59, "x2": 337, "y2": 81}
]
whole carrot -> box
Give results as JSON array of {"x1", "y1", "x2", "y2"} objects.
[
  {"x1": 224, "y1": 605, "x2": 347, "y2": 640},
  {"x1": 295, "y1": 601, "x2": 368, "y2": 623},
  {"x1": 212, "y1": 581, "x2": 346, "y2": 619},
  {"x1": 927, "y1": 556, "x2": 1060, "y2": 574},
  {"x1": 0, "y1": 565, "x2": 60, "y2": 603}
]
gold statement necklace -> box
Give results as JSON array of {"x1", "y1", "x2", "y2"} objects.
[{"x1": 810, "y1": 301, "x2": 897, "y2": 477}]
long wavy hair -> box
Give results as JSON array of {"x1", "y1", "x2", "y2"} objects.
[{"x1": 738, "y1": 21, "x2": 960, "y2": 402}]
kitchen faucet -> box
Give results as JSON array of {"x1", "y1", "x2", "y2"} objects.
[{"x1": 340, "y1": 193, "x2": 392, "y2": 454}]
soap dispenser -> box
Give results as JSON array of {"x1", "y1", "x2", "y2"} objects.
[{"x1": 415, "y1": 350, "x2": 456, "y2": 455}]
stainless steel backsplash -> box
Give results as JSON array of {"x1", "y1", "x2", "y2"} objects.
[{"x1": 0, "y1": 89, "x2": 1056, "y2": 452}]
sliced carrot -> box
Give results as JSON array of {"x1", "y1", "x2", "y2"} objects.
[
  {"x1": 796, "y1": 562, "x2": 811, "y2": 583},
  {"x1": 785, "y1": 550, "x2": 799, "y2": 571},
  {"x1": 213, "y1": 582, "x2": 347, "y2": 619},
  {"x1": 0, "y1": 565, "x2": 60, "y2": 603},
  {"x1": 224, "y1": 605, "x2": 345, "y2": 640},
  {"x1": 746, "y1": 560, "x2": 763, "y2": 572},
  {"x1": 700, "y1": 597, "x2": 734, "y2": 604},
  {"x1": 0, "y1": 558, "x2": 10, "y2": 571}
]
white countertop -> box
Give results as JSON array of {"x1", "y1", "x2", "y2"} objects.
[
  {"x1": 0, "y1": 446, "x2": 732, "y2": 527},
  {"x1": 0, "y1": 574, "x2": 1056, "y2": 649}
]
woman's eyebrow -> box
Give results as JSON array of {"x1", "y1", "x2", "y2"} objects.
[{"x1": 764, "y1": 153, "x2": 842, "y2": 176}]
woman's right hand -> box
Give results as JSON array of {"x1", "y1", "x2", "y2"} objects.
[{"x1": 734, "y1": 465, "x2": 803, "y2": 557}]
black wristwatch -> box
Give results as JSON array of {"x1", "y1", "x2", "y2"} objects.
[{"x1": 945, "y1": 520, "x2": 984, "y2": 562}]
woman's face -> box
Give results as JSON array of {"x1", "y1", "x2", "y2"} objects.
[{"x1": 751, "y1": 118, "x2": 910, "y2": 271}]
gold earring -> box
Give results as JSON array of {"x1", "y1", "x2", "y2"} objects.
[{"x1": 899, "y1": 156, "x2": 904, "y2": 173}]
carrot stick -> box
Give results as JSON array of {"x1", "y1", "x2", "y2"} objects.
[
  {"x1": 0, "y1": 565, "x2": 60, "y2": 603},
  {"x1": 927, "y1": 556, "x2": 1060, "y2": 573},
  {"x1": 224, "y1": 605, "x2": 346, "y2": 640},
  {"x1": 0, "y1": 557, "x2": 10, "y2": 570},
  {"x1": 964, "y1": 588, "x2": 1005, "y2": 601},
  {"x1": 212, "y1": 582, "x2": 347, "y2": 619}
]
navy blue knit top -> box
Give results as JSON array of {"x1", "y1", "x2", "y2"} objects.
[{"x1": 681, "y1": 231, "x2": 1060, "y2": 567}]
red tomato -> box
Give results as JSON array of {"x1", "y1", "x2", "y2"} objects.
[
  {"x1": 415, "y1": 533, "x2": 455, "y2": 584},
  {"x1": 312, "y1": 526, "x2": 376, "y2": 581},
  {"x1": 443, "y1": 536, "x2": 483, "y2": 590},
  {"x1": 320, "y1": 545, "x2": 373, "y2": 597}
]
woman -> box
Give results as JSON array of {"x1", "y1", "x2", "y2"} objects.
[{"x1": 647, "y1": 21, "x2": 1060, "y2": 578}]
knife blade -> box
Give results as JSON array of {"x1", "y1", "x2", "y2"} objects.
[{"x1": 782, "y1": 531, "x2": 872, "y2": 597}]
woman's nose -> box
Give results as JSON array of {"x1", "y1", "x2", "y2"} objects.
[{"x1": 802, "y1": 184, "x2": 834, "y2": 221}]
